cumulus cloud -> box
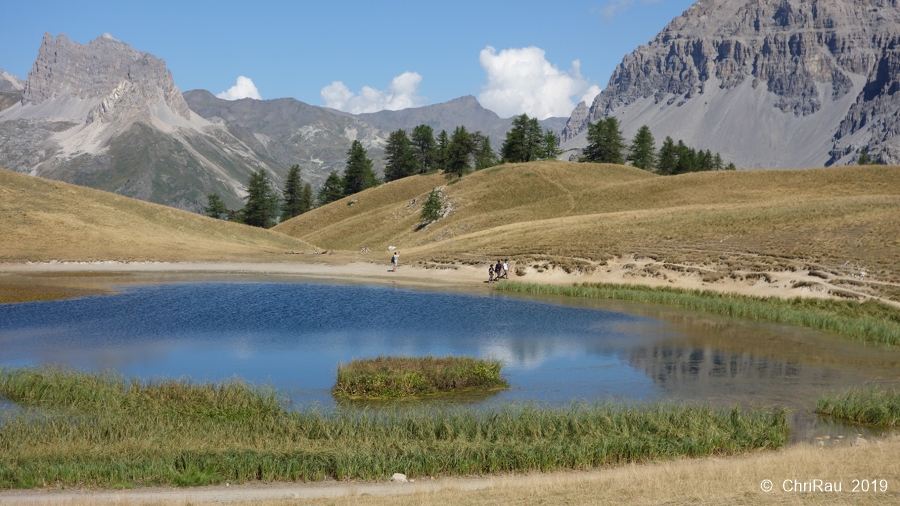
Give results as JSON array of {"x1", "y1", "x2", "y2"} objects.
[
  {"x1": 477, "y1": 46, "x2": 600, "y2": 119},
  {"x1": 321, "y1": 71, "x2": 425, "y2": 114},
  {"x1": 216, "y1": 76, "x2": 262, "y2": 100}
]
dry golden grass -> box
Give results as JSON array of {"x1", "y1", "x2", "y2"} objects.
[
  {"x1": 275, "y1": 162, "x2": 900, "y2": 284},
  {"x1": 7, "y1": 438, "x2": 898, "y2": 505},
  {"x1": 0, "y1": 169, "x2": 315, "y2": 263}
]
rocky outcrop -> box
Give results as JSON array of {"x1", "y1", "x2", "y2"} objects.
[
  {"x1": 0, "y1": 34, "x2": 283, "y2": 211},
  {"x1": 0, "y1": 68, "x2": 24, "y2": 92},
  {"x1": 561, "y1": 0, "x2": 900, "y2": 168},
  {"x1": 22, "y1": 33, "x2": 191, "y2": 123}
]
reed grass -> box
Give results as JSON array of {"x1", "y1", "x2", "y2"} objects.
[
  {"x1": 816, "y1": 388, "x2": 900, "y2": 427},
  {"x1": 333, "y1": 356, "x2": 508, "y2": 399},
  {"x1": 0, "y1": 367, "x2": 787, "y2": 489},
  {"x1": 494, "y1": 281, "x2": 900, "y2": 346}
]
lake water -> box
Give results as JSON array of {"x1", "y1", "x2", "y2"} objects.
[{"x1": 1, "y1": 280, "x2": 899, "y2": 439}]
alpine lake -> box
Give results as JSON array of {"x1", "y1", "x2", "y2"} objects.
[{"x1": 2, "y1": 272, "x2": 898, "y2": 443}]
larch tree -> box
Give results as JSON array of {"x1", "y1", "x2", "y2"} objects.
[
  {"x1": 628, "y1": 125, "x2": 656, "y2": 170},
  {"x1": 342, "y1": 140, "x2": 378, "y2": 196},
  {"x1": 242, "y1": 169, "x2": 280, "y2": 228},
  {"x1": 411, "y1": 124, "x2": 437, "y2": 173},
  {"x1": 203, "y1": 193, "x2": 229, "y2": 220},
  {"x1": 384, "y1": 129, "x2": 418, "y2": 182},
  {"x1": 317, "y1": 171, "x2": 345, "y2": 206},
  {"x1": 280, "y1": 164, "x2": 306, "y2": 221}
]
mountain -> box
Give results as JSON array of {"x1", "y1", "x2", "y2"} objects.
[
  {"x1": 0, "y1": 68, "x2": 24, "y2": 92},
  {"x1": 0, "y1": 33, "x2": 285, "y2": 211},
  {"x1": 182, "y1": 91, "x2": 568, "y2": 188},
  {"x1": 560, "y1": 0, "x2": 900, "y2": 168}
]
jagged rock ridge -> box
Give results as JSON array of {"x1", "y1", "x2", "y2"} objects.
[
  {"x1": 561, "y1": 0, "x2": 900, "y2": 168},
  {"x1": 0, "y1": 68, "x2": 24, "y2": 92},
  {"x1": 0, "y1": 33, "x2": 285, "y2": 211}
]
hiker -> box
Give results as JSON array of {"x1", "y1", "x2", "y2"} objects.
[
  {"x1": 391, "y1": 251, "x2": 399, "y2": 271},
  {"x1": 495, "y1": 260, "x2": 503, "y2": 280},
  {"x1": 488, "y1": 264, "x2": 494, "y2": 282},
  {"x1": 503, "y1": 260, "x2": 509, "y2": 279}
]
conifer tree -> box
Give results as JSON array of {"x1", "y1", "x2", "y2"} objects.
[
  {"x1": 628, "y1": 125, "x2": 656, "y2": 170},
  {"x1": 858, "y1": 148, "x2": 870, "y2": 165},
  {"x1": 420, "y1": 188, "x2": 443, "y2": 223},
  {"x1": 342, "y1": 140, "x2": 378, "y2": 195},
  {"x1": 317, "y1": 171, "x2": 344, "y2": 206},
  {"x1": 475, "y1": 135, "x2": 498, "y2": 170},
  {"x1": 657, "y1": 136, "x2": 678, "y2": 175},
  {"x1": 411, "y1": 124, "x2": 437, "y2": 173},
  {"x1": 203, "y1": 193, "x2": 229, "y2": 220},
  {"x1": 242, "y1": 169, "x2": 280, "y2": 228},
  {"x1": 502, "y1": 113, "x2": 544, "y2": 163},
  {"x1": 435, "y1": 130, "x2": 450, "y2": 172},
  {"x1": 280, "y1": 164, "x2": 306, "y2": 221},
  {"x1": 384, "y1": 129, "x2": 418, "y2": 182},
  {"x1": 539, "y1": 129, "x2": 562, "y2": 160},
  {"x1": 445, "y1": 126, "x2": 477, "y2": 177},
  {"x1": 300, "y1": 182, "x2": 314, "y2": 211},
  {"x1": 582, "y1": 117, "x2": 625, "y2": 164}
]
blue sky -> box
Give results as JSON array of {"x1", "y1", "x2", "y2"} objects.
[{"x1": 1, "y1": 0, "x2": 697, "y2": 119}]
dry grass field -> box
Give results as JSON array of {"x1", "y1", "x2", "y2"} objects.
[
  {"x1": 0, "y1": 168, "x2": 314, "y2": 263},
  {"x1": 275, "y1": 162, "x2": 900, "y2": 298},
  {"x1": 4, "y1": 437, "x2": 897, "y2": 505}
]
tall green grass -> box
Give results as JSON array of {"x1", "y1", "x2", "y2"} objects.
[
  {"x1": 817, "y1": 388, "x2": 900, "y2": 426},
  {"x1": 0, "y1": 367, "x2": 788, "y2": 489},
  {"x1": 495, "y1": 281, "x2": 900, "y2": 346},
  {"x1": 333, "y1": 356, "x2": 508, "y2": 399}
]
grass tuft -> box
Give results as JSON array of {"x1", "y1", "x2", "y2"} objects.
[
  {"x1": 0, "y1": 366, "x2": 788, "y2": 489},
  {"x1": 333, "y1": 356, "x2": 508, "y2": 399},
  {"x1": 816, "y1": 388, "x2": 900, "y2": 426},
  {"x1": 494, "y1": 281, "x2": 900, "y2": 346}
]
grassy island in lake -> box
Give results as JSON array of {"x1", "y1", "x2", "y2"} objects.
[{"x1": 333, "y1": 356, "x2": 508, "y2": 399}]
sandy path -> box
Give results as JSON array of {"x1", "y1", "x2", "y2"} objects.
[{"x1": 0, "y1": 255, "x2": 890, "y2": 304}]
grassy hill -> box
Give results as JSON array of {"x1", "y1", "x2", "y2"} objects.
[
  {"x1": 0, "y1": 168, "x2": 314, "y2": 262},
  {"x1": 275, "y1": 161, "x2": 900, "y2": 284}
]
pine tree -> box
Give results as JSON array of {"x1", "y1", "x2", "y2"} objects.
[
  {"x1": 713, "y1": 153, "x2": 724, "y2": 171},
  {"x1": 858, "y1": 148, "x2": 870, "y2": 165},
  {"x1": 280, "y1": 164, "x2": 305, "y2": 221},
  {"x1": 203, "y1": 193, "x2": 229, "y2": 220},
  {"x1": 342, "y1": 140, "x2": 378, "y2": 195},
  {"x1": 445, "y1": 126, "x2": 477, "y2": 178},
  {"x1": 539, "y1": 129, "x2": 562, "y2": 160},
  {"x1": 501, "y1": 114, "x2": 544, "y2": 163},
  {"x1": 411, "y1": 124, "x2": 437, "y2": 173},
  {"x1": 420, "y1": 188, "x2": 443, "y2": 223},
  {"x1": 475, "y1": 135, "x2": 498, "y2": 170},
  {"x1": 300, "y1": 182, "x2": 314, "y2": 211},
  {"x1": 435, "y1": 130, "x2": 450, "y2": 172},
  {"x1": 242, "y1": 169, "x2": 280, "y2": 228},
  {"x1": 317, "y1": 171, "x2": 344, "y2": 206},
  {"x1": 582, "y1": 117, "x2": 625, "y2": 164},
  {"x1": 628, "y1": 125, "x2": 656, "y2": 170},
  {"x1": 384, "y1": 129, "x2": 418, "y2": 182},
  {"x1": 657, "y1": 136, "x2": 678, "y2": 175}
]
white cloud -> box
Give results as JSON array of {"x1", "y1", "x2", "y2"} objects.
[
  {"x1": 477, "y1": 46, "x2": 600, "y2": 120},
  {"x1": 320, "y1": 71, "x2": 425, "y2": 114},
  {"x1": 594, "y1": 0, "x2": 660, "y2": 24},
  {"x1": 216, "y1": 76, "x2": 262, "y2": 100}
]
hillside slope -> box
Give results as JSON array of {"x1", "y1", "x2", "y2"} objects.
[
  {"x1": 275, "y1": 161, "x2": 900, "y2": 284},
  {"x1": 0, "y1": 168, "x2": 314, "y2": 262}
]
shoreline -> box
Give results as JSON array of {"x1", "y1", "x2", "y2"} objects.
[{"x1": 2, "y1": 255, "x2": 894, "y2": 306}]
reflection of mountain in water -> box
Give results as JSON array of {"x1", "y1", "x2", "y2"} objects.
[{"x1": 626, "y1": 345, "x2": 853, "y2": 407}]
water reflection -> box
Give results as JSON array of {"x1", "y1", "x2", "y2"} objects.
[{"x1": 1, "y1": 281, "x2": 898, "y2": 425}]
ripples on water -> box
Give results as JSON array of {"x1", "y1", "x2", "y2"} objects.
[{"x1": 1, "y1": 280, "x2": 898, "y2": 441}]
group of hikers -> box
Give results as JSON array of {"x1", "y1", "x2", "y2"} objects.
[{"x1": 488, "y1": 260, "x2": 509, "y2": 282}]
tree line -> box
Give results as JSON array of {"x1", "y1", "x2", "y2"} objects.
[
  {"x1": 580, "y1": 117, "x2": 736, "y2": 173},
  {"x1": 204, "y1": 114, "x2": 566, "y2": 228}
]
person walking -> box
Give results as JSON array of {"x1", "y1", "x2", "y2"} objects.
[
  {"x1": 488, "y1": 264, "x2": 494, "y2": 282},
  {"x1": 391, "y1": 251, "x2": 399, "y2": 272},
  {"x1": 502, "y1": 260, "x2": 509, "y2": 279}
]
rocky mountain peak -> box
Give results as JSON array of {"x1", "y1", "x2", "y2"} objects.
[
  {"x1": 20, "y1": 32, "x2": 191, "y2": 124},
  {"x1": 561, "y1": 0, "x2": 900, "y2": 167},
  {"x1": 0, "y1": 68, "x2": 24, "y2": 92}
]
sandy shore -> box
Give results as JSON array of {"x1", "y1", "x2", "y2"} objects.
[{"x1": 0, "y1": 255, "x2": 889, "y2": 305}]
